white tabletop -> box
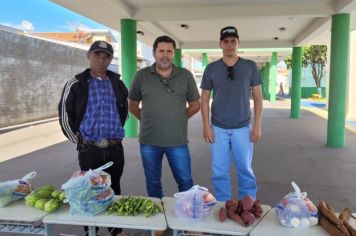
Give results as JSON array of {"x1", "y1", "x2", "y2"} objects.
[
  {"x1": 250, "y1": 209, "x2": 356, "y2": 236},
  {"x1": 162, "y1": 197, "x2": 271, "y2": 236},
  {"x1": 0, "y1": 200, "x2": 49, "y2": 222},
  {"x1": 43, "y1": 195, "x2": 167, "y2": 231}
]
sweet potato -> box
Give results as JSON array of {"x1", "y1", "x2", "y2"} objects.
[
  {"x1": 227, "y1": 207, "x2": 246, "y2": 226},
  {"x1": 319, "y1": 214, "x2": 345, "y2": 236},
  {"x1": 219, "y1": 207, "x2": 228, "y2": 222},
  {"x1": 241, "y1": 195, "x2": 254, "y2": 211},
  {"x1": 254, "y1": 203, "x2": 263, "y2": 218},
  {"x1": 339, "y1": 208, "x2": 356, "y2": 236},
  {"x1": 236, "y1": 200, "x2": 243, "y2": 215},
  {"x1": 225, "y1": 199, "x2": 238, "y2": 209},
  {"x1": 241, "y1": 211, "x2": 256, "y2": 226}
]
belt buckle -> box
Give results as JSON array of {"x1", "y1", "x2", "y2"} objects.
[{"x1": 94, "y1": 139, "x2": 109, "y2": 148}]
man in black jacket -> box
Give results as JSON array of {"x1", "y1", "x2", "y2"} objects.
[{"x1": 58, "y1": 41, "x2": 128, "y2": 236}]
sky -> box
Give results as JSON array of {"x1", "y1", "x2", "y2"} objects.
[{"x1": 0, "y1": 0, "x2": 110, "y2": 32}]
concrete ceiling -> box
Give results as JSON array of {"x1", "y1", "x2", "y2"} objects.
[{"x1": 50, "y1": 0, "x2": 356, "y2": 63}]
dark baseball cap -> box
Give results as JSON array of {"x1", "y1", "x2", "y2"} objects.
[
  {"x1": 88, "y1": 40, "x2": 113, "y2": 57},
  {"x1": 220, "y1": 26, "x2": 239, "y2": 41}
]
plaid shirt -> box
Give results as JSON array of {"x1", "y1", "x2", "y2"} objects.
[{"x1": 79, "y1": 75, "x2": 124, "y2": 141}]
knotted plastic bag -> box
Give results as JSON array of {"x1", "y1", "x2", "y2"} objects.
[
  {"x1": 174, "y1": 185, "x2": 217, "y2": 221},
  {"x1": 0, "y1": 171, "x2": 36, "y2": 207},
  {"x1": 275, "y1": 181, "x2": 318, "y2": 228},
  {"x1": 61, "y1": 162, "x2": 114, "y2": 216}
]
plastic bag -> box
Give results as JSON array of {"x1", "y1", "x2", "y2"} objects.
[
  {"x1": 174, "y1": 185, "x2": 217, "y2": 221},
  {"x1": 0, "y1": 171, "x2": 36, "y2": 207},
  {"x1": 275, "y1": 181, "x2": 318, "y2": 228},
  {"x1": 61, "y1": 162, "x2": 114, "y2": 216}
]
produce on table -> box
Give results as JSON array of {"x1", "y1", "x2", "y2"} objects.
[
  {"x1": 218, "y1": 195, "x2": 263, "y2": 227},
  {"x1": 174, "y1": 185, "x2": 217, "y2": 221},
  {"x1": 106, "y1": 196, "x2": 163, "y2": 217},
  {"x1": 0, "y1": 172, "x2": 36, "y2": 207},
  {"x1": 25, "y1": 184, "x2": 66, "y2": 212},
  {"x1": 275, "y1": 182, "x2": 318, "y2": 228},
  {"x1": 61, "y1": 162, "x2": 114, "y2": 216},
  {"x1": 318, "y1": 200, "x2": 356, "y2": 236}
]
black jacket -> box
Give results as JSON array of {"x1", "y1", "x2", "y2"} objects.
[{"x1": 58, "y1": 69, "x2": 128, "y2": 143}]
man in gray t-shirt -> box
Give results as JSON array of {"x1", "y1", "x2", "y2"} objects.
[
  {"x1": 200, "y1": 26, "x2": 263, "y2": 201},
  {"x1": 128, "y1": 35, "x2": 200, "y2": 199}
]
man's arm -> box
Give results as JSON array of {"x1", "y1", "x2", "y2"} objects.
[
  {"x1": 128, "y1": 99, "x2": 141, "y2": 120},
  {"x1": 251, "y1": 85, "x2": 263, "y2": 143},
  {"x1": 187, "y1": 99, "x2": 200, "y2": 118},
  {"x1": 201, "y1": 89, "x2": 214, "y2": 143},
  {"x1": 58, "y1": 80, "x2": 78, "y2": 143}
]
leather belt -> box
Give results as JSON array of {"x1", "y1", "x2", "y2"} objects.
[{"x1": 81, "y1": 139, "x2": 122, "y2": 148}]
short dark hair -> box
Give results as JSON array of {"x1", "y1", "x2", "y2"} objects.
[{"x1": 153, "y1": 35, "x2": 176, "y2": 52}]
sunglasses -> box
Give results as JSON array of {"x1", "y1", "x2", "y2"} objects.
[
  {"x1": 227, "y1": 66, "x2": 234, "y2": 80},
  {"x1": 160, "y1": 79, "x2": 174, "y2": 93}
]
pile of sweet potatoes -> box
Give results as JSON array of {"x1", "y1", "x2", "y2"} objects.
[
  {"x1": 218, "y1": 195, "x2": 263, "y2": 226},
  {"x1": 318, "y1": 200, "x2": 356, "y2": 236}
]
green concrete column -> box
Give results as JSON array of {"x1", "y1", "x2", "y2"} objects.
[
  {"x1": 121, "y1": 19, "x2": 138, "y2": 137},
  {"x1": 265, "y1": 62, "x2": 271, "y2": 100},
  {"x1": 202, "y1": 52, "x2": 208, "y2": 71},
  {"x1": 291, "y1": 47, "x2": 303, "y2": 119},
  {"x1": 269, "y1": 52, "x2": 277, "y2": 102},
  {"x1": 327, "y1": 14, "x2": 350, "y2": 147},
  {"x1": 261, "y1": 66, "x2": 266, "y2": 99},
  {"x1": 174, "y1": 48, "x2": 182, "y2": 67}
]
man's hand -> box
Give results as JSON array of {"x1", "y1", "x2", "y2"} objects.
[
  {"x1": 250, "y1": 123, "x2": 261, "y2": 143},
  {"x1": 203, "y1": 125, "x2": 215, "y2": 143}
]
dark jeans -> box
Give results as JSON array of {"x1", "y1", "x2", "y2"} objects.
[
  {"x1": 78, "y1": 143, "x2": 124, "y2": 235},
  {"x1": 140, "y1": 144, "x2": 193, "y2": 198}
]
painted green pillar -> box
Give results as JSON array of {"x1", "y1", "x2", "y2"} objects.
[
  {"x1": 327, "y1": 14, "x2": 350, "y2": 147},
  {"x1": 202, "y1": 52, "x2": 208, "y2": 71},
  {"x1": 261, "y1": 66, "x2": 266, "y2": 99},
  {"x1": 121, "y1": 19, "x2": 138, "y2": 137},
  {"x1": 291, "y1": 47, "x2": 303, "y2": 119},
  {"x1": 174, "y1": 48, "x2": 182, "y2": 67},
  {"x1": 265, "y1": 62, "x2": 271, "y2": 100},
  {"x1": 269, "y1": 52, "x2": 277, "y2": 102}
]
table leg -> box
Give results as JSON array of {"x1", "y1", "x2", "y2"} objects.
[
  {"x1": 173, "y1": 229, "x2": 177, "y2": 236},
  {"x1": 88, "y1": 226, "x2": 96, "y2": 236},
  {"x1": 45, "y1": 224, "x2": 53, "y2": 236}
]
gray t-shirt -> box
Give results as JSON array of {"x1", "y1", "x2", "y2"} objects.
[
  {"x1": 129, "y1": 64, "x2": 200, "y2": 147},
  {"x1": 201, "y1": 58, "x2": 262, "y2": 129}
]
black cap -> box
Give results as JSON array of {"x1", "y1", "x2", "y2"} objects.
[
  {"x1": 220, "y1": 26, "x2": 239, "y2": 41},
  {"x1": 88, "y1": 40, "x2": 113, "y2": 57}
]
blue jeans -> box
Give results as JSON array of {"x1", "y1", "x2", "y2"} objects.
[
  {"x1": 140, "y1": 144, "x2": 193, "y2": 198},
  {"x1": 210, "y1": 125, "x2": 257, "y2": 201}
]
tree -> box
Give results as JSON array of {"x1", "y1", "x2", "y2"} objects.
[{"x1": 285, "y1": 45, "x2": 327, "y2": 95}]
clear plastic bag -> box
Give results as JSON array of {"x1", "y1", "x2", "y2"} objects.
[
  {"x1": 0, "y1": 171, "x2": 36, "y2": 207},
  {"x1": 174, "y1": 185, "x2": 217, "y2": 221},
  {"x1": 275, "y1": 181, "x2": 318, "y2": 228},
  {"x1": 61, "y1": 162, "x2": 114, "y2": 216}
]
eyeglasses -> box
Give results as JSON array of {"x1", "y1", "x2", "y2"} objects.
[
  {"x1": 227, "y1": 66, "x2": 234, "y2": 80},
  {"x1": 160, "y1": 79, "x2": 174, "y2": 93}
]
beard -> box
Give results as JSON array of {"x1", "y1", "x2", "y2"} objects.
[{"x1": 156, "y1": 58, "x2": 172, "y2": 71}]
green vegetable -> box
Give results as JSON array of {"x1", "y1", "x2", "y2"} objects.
[
  {"x1": 38, "y1": 184, "x2": 55, "y2": 192},
  {"x1": 51, "y1": 190, "x2": 61, "y2": 199},
  {"x1": 35, "y1": 199, "x2": 48, "y2": 210},
  {"x1": 44, "y1": 199, "x2": 60, "y2": 212}
]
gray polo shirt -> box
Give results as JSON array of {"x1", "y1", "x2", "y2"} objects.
[
  {"x1": 129, "y1": 64, "x2": 200, "y2": 147},
  {"x1": 201, "y1": 58, "x2": 262, "y2": 129}
]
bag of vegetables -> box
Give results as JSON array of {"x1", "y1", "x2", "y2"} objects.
[
  {"x1": 0, "y1": 171, "x2": 36, "y2": 207},
  {"x1": 61, "y1": 162, "x2": 114, "y2": 216},
  {"x1": 275, "y1": 181, "x2": 318, "y2": 228},
  {"x1": 174, "y1": 185, "x2": 216, "y2": 221}
]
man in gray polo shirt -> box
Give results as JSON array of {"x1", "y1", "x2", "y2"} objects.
[
  {"x1": 128, "y1": 35, "x2": 200, "y2": 198},
  {"x1": 201, "y1": 26, "x2": 263, "y2": 201}
]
